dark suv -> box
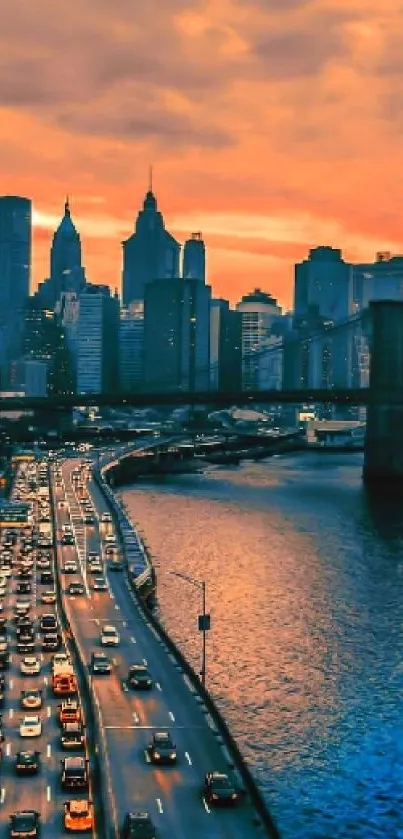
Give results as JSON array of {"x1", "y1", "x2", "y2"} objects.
[
  {"x1": 60, "y1": 756, "x2": 88, "y2": 790},
  {"x1": 121, "y1": 812, "x2": 156, "y2": 839}
]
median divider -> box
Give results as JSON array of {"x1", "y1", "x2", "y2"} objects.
[
  {"x1": 93, "y1": 458, "x2": 282, "y2": 839},
  {"x1": 49, "y1": 469, "x2": 118, "y2": 839}
]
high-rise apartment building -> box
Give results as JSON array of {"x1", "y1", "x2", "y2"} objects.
[
  {"x1": 236, "y1": 289, "x2": 281, "y2": 390},
  {"x1": 210, "y1": 299, "x2": 242, "y2": 391},
  {"x1": 353, "y1": 252, "x2": 403, "y2": 310},
  {"x1": 76, "y1": 286, "x2": 119, "y2": 394},
  {"x1": 183, "y1": 232, "x2": 205, "y2": 283},
  {"x1": 144, "y1": 278, "x2": 211, "y2": 392},
  {"x1": 294, "y1": 246, "x2": 352, "y2": 325},
  {"x1": 122, "y1": 185, "x2": 180, "y2": 305},
  {"x1": 0, "y1": 195, "x2": 32, "y2": 374},
  {"x1": 119, "y1": 302, "x2": 144, "y2": 391}
]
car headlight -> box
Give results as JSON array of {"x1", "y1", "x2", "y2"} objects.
[
  {"x1": 153, "y1": 751, "x2": 161, "y2": 759},
  {"x1": 170, "y1": 752, "x2": 176, "y2": 759},
  {"x1": 212, "y1": 793, "x2": 219, "y2": 799},
  {"x1": 232, "y1": 793, "x2": 238, "y2": 799},
  {"x1": 132, "y1": 679, "x2": 138, "y2": 684}
]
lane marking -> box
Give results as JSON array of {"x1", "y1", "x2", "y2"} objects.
[
  {"x1": 47, "y1": 705, "x2": 52, "y2": 718},
  {"x1": 43, "y1": 676, "x2": 48, "y2": 686},
  {"x1": 114, "y1": 604, "x2": 120, "y2": 610},
  {"x1": 144, "y1": 750, "x2": 151, "y2": 763},
  {"x1": 156, "y1": 798, "x2": 163, "y2": 814},
  {"x1": 46, "y1": 785, "x2": 51, "y2": 801},
  {"x1": 142, "y1": 658, "x2": 148, "y2": 666},
  {"x1": 202, "y1": 798, "x2": 210, "y2": 814},
  {"x1": 168, "y1": 711, "x2": 175, "y2": 722},
  {"x1": 0, "y1": 788, "x2": 5, "y2": 804},
  {"x1": 47, "y1": 744, "x2": 51, "y2": 757},
  {"x1": 5, "y1": 743, "x2": 10, "y2": 756},
  {"x1": 130, "y1": 636, "x2": 136, "y2": 644},
  {"x1": 155, "y1": 682, "x2": 162, "y2": 692},
  {"x1": 185, "y1": 751, "x2": 192, "y2": 766},
  {"x1": 132, "y1": 712, "x2": 140, "y2": 724},
  {"x1": 9, "y1": 708, "x2": 13, "y2": 719},
  {"x1": 9, "y1": 679, "x2": 13, "y2": 689}
]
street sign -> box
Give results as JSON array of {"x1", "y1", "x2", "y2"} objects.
[{"x1": 198, "y1": 614, "x2": 211, "y2": 631}]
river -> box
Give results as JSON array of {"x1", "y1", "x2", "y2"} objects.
[{"x1": 119, "y1": 452, "x2": 403, "y2": 839}]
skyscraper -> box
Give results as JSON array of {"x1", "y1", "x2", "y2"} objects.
[
  {"x1": 48, "y1": 198, "x2": 85, "y2": 306},
  {"x1": 210, "y1": 299, "x2": 242, "y2": 391},
  {"x1": 76, "y1": 286, "x2": 119, "y2": 394},
  {"x1": 119, "y1": 303, "x2": 144, "y2": 391},
  {"x1": 183, "y1": 232, "x2": 205, "y2": 283},
  {"x1": 122, "y1": 177, "x2": 180, "y2": 305},
  {"x1": 294, "y1": 246, "x2": 352, "y2": 325},
  {"x1": 144, "y1": 278, "x2": 211, "y2": 392},
  {"x1": 0, "y1": 195, "x2": 32, "y2": 374},
  {"x1": 236, "y1": 289, "x2": 281, "y2": 390}
]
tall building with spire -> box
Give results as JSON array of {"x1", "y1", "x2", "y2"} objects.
[
  {"x1": 122, "y1": 172, "x2": 180, "y2": 305},
  {"x1": 37, "y1": 198, "x2": 86, "y2": 308}
]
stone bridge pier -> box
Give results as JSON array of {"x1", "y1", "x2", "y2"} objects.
[{"x1": 363, "y1": 300, "x2": 403, "y2": 484}]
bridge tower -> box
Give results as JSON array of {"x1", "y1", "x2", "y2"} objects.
[{"x1": 363, "y1": 300, "x2": 403, "y2": 483}]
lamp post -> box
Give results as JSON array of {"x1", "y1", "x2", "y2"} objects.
[{"x1": 164, "y1": 569, "x2": 210, "y2": 688}]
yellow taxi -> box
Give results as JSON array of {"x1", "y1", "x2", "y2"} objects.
[{"x1": 64, "y1": 799, "x2": 94, "y2": 832}]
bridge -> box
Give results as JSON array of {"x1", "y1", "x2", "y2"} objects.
[{"x1": 2, "y1": 300, "x2": 403, "y2": 482}]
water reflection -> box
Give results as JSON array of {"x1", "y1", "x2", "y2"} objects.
[{"x1": 120, "y1": 453, "x2": 403, "y2": 838}]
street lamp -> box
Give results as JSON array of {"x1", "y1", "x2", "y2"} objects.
[{"x1": 159, "y1": 568, "x2": 210, "y2": 688}]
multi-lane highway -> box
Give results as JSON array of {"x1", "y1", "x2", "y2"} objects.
[
  {"x1": 53, "y1": 456, "x2": 272, "y2": 839},
  {"x1": 0, "y1": 460, "x2": 96, "y2": 839}
]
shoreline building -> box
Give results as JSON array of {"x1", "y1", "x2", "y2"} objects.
[{"x1": 122, "y1": 179, "x2": 180, "y2": 306}]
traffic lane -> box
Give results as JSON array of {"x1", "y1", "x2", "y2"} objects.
[{"x1": 103, "y1": 577, "x2": 265, "y2": 837}]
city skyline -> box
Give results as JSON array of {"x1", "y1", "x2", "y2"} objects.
[{"x1": 2, "y1": 1, "x2": 403, "y2": 309}]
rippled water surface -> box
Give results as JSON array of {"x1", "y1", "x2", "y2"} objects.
[{"x1": 119, "y1": 453, "x2": 403, "y2": 839}]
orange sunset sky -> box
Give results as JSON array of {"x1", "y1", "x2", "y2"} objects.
[{"x1": 1, "y1": 0, "x2": 403, "y2": 309}]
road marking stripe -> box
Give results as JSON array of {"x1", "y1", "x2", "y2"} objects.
[
  {"x1": 130, "y1": 636, "x2": 136, "y2": 644},
  {"x1": 202, "y1": 798, "x2": 210, "y2": 814},
  {"x1": 46, "y1": 785, "x2": 51, "y2": 801},
  {"x1": 114, "y1": 604, "x2": 120, "y2": 610},
  {"x1": 132, "y1": 712, "x2": 140, "y2": 724},
  {"x1": 185, "y1": 751, "x2": 192, "y2": 766},
  {"x1": 0, "y1": 788, "x2": 5, "y2": 804},
  {"x1": 156, "y1": 798, "x2": 163, "y2": 813},
  {"x1": 155, "y1": 682, "x2": 162, "y2": 691},
  {"x1": 9, "y1": 679, "x2": 13, "y2": 689},
  {"x1": 168, "y1": 711, "x2": 175, "y2": 722},
  {"x1": 43, "y1": 676, "x2": 48, "y2": 685},
  {"x1": 47, "y1": 705, "x2": 52, "y2": 717},
  {"x1": 5, "y1": 743, "x2": 10, "y2": 756},
  {"x1": 47, "y1": 744, "x2": 51, "y2": 757},
  {"x1": 9, "y1": 709, "x2": 13, "y2": 719},
  {"x1": 144, "y1": 750, "x2": 151, "y2": 763}
]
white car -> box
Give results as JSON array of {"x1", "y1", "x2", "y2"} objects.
[
  {"x1": 63, "y1": 561, "x2": 78, "y2": 574},
  {"x1": 51, "y1": 653, "x2": 71, "y2": 671},
  {"x1": 20, "y1": 715, "x2": 42, "y2": 737},
  {"x1": 101, "y1": 513, "x2": 111, "y2": 523},
  {"x1": 0, "y1": 567, "x2": 12, "y2": 578},
  {"x1": 20, "y1": 656, "x2": 41, "y2": 676},
  {"x1": 104, "y1": 534, "x2": 116, "y2": 544},
  {"x1": 100, "y1": 625, "x2": 120, "y2": 647}
]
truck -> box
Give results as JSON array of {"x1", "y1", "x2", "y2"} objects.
[{"x1": 52, "y1": 662, "x2": 77, "y2": 696}]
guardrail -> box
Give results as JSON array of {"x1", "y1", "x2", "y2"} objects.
[
  {"x1": 49, "y1": 468, "x2": 117, "y2": 839},
  {"x1": 92, "y1": 455, "x2": 281, "y2": 839}
]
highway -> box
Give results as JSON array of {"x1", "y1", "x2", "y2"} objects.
[
  {"x1": 54, "y1": 457, "x2": 272, "y2": 839},
  {"x1": 0, "y1": 461, "x2": 96, "y2": 839}
]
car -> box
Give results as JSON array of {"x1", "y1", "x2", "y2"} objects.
[
  {"x1": 121, "y1": 812, "x2": 156, "y2": 839},
  {"x1": 15, "y1": 616, "x2": 33, "y2": 630},
  {"x1": 14, "y1": 750, "x2": 41, "y2": 775},
  {"x1": 14, "y1": 601, "x2": 31, "y2": 617},
  {"x1": 87, "y1": 552, "x2": 100, "y2": 563},
  {"x1": 90, "y1": 652, "x2": 111, "y2": 675},
  {"x1": 64, "y1": 800, "x2": 94, "y2": 833},
  {"x1": 0, "y1": 638, "x2": 8, "y2": 654},
  {"x1": 104, "y1": 534, "x2": 116, "y2": 545},
  {"x1": 40, "y1": 614, "x2": 57, "y2": 632},
  {"x1": 67, "y1": 582, "x2": 85, "y2": 597},
  {"x1": 88, "y1": 563, "x2": 103, "y2": 575},
  {"x1": 19, "y1": 715, "x2": 42, "y2": 737},
  {"x1": 61, "y1": 722, "x2": 85, "y2": 750},
  {"x1": 15, "y1": 581, "x2": 31, "y2": 595},
  {"x1": 92, "y1": 577, "x2": 108, "y2": 591},
  {"x1": 100, "y1": 625, "x2": 120, "y2": 646},
  {"x1": 61, "y1": 756, "x2": 89, "y2": 790},
  {"x1": 58, "y1": 500, "x2": 66, "y2": 508},
  {"x1": 17, "y1": 640, "x2": 35, "y2": 655},
  {"x1": 101, "y1": 513, "x2": 111, "y2": 523},
  {"x1": 61, "y1": 534, "x2": 75, "y2": 546},
  {"x1": 59, "y1": 699, "x2": 82, "y2": 726},
  {"x1": 62, "y1": 562, "x2": 78, "y2": 574},
  {"x1": 36, "y1": 558, "x2": 51, "y2": 570},
  {"x1": 40, "y1": 571, "x2": 54, "y2": 584},
  {"x1": 84, "y1": 515, "x2": 94, "y2": 525},
  {"x1": 108, "y1": 560, "x2": 124, "y2": 572},
  {"x1": 203, "y1": 771, "x2": 239, "y2": 806},
  {"x1": 127, "y1": 664, "x2": 152, "y2": 690},
  {"x1": 9, "y1": 811, "x2": 41, "y2": 838},
  {"x1": 147, "y1": 731, "x2": 177, "y2": 764},
  {"x1": 20, "y1": 689, "x2": 43, "y2": 710},
  {"x1": 41, "y1": 632, "x2": 61, "y2": 651},
  {"x1": 41, "y1": 590, "x2": 56, "y2": 604},
  {"x1": 16, "y1": 625, "x2": 35, "y2": 640},
  {"x1": 52, "y1": 653, "x2": 71, "y2": 671},
  {"x1": 20, "y1": 656, "x2": 41, "y2": 676}
]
